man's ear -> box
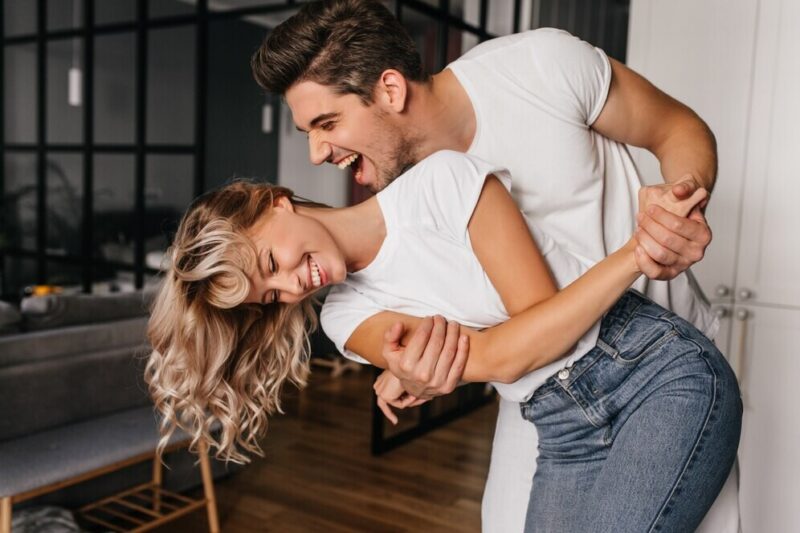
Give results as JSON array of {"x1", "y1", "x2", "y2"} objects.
[
  {"x1": 274, "y1": 195, "x2": 294, "y2": 212},
  {"x1": 376, "y1": 69, "x2": 409, "y2": 113}
]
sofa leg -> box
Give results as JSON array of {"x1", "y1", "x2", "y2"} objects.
[
  {"x1": 0, "y1": 497, "x2": 11, "y2": 533},
  {"x1": 152, "y1": 454, "x2": 163, "y2": 514},
  {"x1": 198, "y1": 441, "x2": 220, "y2": 533}
]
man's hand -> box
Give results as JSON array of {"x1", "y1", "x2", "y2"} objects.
[
  {"x1": 373, "y1": 370, "x2": 427, "y2": 425},
  {"x1": 381, "y1": 315, "x2": 469, "y2": 400},
  {"x1": 635, "y1": 176, "x2": 712, "y2": 280}
]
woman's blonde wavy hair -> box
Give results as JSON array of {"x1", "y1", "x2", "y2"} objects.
[{"x1": 145, "y1": 180, "x2": 323, "y2": 464}]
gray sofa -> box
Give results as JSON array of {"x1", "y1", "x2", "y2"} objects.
[{"x1": 0, "y1": 290, "x2": 238, "y2": 515}]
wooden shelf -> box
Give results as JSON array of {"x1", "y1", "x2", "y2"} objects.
[{"x1": 78, "y1": 482, "x2": 208, "y2": 532}]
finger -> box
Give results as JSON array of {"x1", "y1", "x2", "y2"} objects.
[
  {"x1": 444, "y1": 334, "x2": 469, "y2": 393},
  {"x1": 635, "y1": 226, "x2": 685, "y2": 267},
  {"x1": 635, "y1": 245, "x2": 677, "y2": 281},
  {"x1": 670, "y1": 175, "x2": 698, "y2": 200},
  {"x1": 377, "y1": 397, "x2": 398, "y2": 425},
  {"x1": 413, "y1": 315, "x2": 447, "y2": 383},
  {"x1": 644, "y1": 205, "x2": 711, "y2": 251},
  {"x1": 432, "y1": 320, "x2": 460, "y2": 387},
  {"x1": 397, "y1": 316, "x2": 433, "y2": 369}
]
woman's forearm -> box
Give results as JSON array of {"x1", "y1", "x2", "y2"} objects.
[{"x1": 463, "y1": 240, "x2": 641, "y2": 383}]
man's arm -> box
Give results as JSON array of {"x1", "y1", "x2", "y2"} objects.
[{"x1": 592, "y1": 58, "x2": 716, "y2": 280}]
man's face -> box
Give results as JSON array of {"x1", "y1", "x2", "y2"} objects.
[{"x1": 285, "y1": 80, "x2": 418, "y2": 193}]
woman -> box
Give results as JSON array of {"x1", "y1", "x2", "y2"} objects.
[{"x1": 146, "y1": 150, "x2": 741, "y2": 532}]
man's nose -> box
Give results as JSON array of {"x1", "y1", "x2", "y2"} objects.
[{"x1": 308, "y1": 130, "x2": 331, "y2": 166}]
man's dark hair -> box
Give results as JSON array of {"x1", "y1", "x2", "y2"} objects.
[{"x1": 251, "y1": 0, "x2": 427, "y2": 103}]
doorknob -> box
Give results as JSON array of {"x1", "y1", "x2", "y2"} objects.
[
  {"x1": 715, "y1": 285, "x2": 730, "y2": 298},
  {"x1": 738, "y1": 288, "x2": 753, "y2": 300}
]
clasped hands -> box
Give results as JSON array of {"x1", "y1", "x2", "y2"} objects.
[{"x1": 375, "y1": 176, "x2": 711, "y2": 423}]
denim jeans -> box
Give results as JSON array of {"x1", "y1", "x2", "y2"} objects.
[{"x1": 521, "y1": 290, "x2": 742, "y2": 533}]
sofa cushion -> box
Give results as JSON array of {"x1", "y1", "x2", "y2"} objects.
[
  {"x1": 0, "y1": 344, "x2": 151, "y2": 441},
  {"x1": 0, "y1": 316, "x2": 149, "y2": 368},
  {"x1": 0, "y1": 406, "x2": 218, "y2": 498},
  {"x1": 21, "y1": 289, "x2": 155, "y2": 331}
]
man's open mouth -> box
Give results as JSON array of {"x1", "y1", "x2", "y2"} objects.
[{"x1": 337, "y1": 153, "x2": 364, "y2": 183}]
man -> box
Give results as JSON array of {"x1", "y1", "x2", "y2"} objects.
[{"x1": 251, "y1": 1, "x2": 738, "y2": 531}]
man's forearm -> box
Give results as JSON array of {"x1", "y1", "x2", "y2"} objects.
[{"x1": 653, "y1": 110, "x2": 717, "y2": 192}]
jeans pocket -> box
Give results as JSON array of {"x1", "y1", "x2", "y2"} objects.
[{"x1": 612, "y1": 313, "x2": 678, "y2": 365}]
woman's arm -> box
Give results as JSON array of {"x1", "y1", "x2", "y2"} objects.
[{"x1": 348, "y1": 175, "x2": 707, "y2": 384}]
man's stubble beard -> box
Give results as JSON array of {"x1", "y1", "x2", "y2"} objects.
[{"x1": 369, "y1": 132, "x2": 422, "y2": 194}]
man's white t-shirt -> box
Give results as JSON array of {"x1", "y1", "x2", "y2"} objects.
[
  {"x1": 445, "y1": 28, "x2": 734, "y2": 533},
  {"x1": 320, "y1": 150, "x2": 599, "y2": 402}
]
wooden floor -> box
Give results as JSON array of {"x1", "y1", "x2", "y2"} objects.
[{"x1": 155, "y1": 368, "x2": 498, "y2": 532}]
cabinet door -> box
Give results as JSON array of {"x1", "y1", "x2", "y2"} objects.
[
  {"x1": 730, "y1": 304, "x2": 800, "y2": 533},
  {"x1": 626, "y1": 0, "x2": 759, "y2": 301},
  {"x1": 735, "y1": 0, "x2": 800, "y2": 308}
]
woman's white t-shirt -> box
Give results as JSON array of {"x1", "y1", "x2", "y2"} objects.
[{"x1": 320, "y1": 150, "x2": 599, "y2": 402}]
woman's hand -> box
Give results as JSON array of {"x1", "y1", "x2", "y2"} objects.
[
  {"x1": 635, "y1": 177, "x2": 710, "y2": 277},
  {"x1": 638, "y1": 176, "x2": 709, "y2": 219},
  {"x1": 373, "y1": 370, "x2": 428, "y2": 425}
]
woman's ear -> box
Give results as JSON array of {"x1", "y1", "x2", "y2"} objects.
[
  {"x1": 376, "y1": 69, "x2": 408, "y2": 113},
  {"x1": 273, "y1": 195, "x2": 295, "y2": 212}
]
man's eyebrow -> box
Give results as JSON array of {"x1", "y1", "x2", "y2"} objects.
[{"x1": 295, "y1": 112, "x2": 339, "y2": 132}]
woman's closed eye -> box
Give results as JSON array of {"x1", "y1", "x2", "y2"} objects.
[{"x1": 268, "y1": 251, "x2": 280, "y2": 303}]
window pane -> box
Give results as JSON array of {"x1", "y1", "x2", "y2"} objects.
[
  {"x1": 145, "y1": 155, "x2": 193, "y2": 252},
  {"x1": 403, "y1": 8, "x2": 442, "y2": 73},
  {"x1": 3, "y1": 0, "x2": 37, "y2": 37},
  {"x1": 147, "y1": 26, "x2": 195, "y2": 144},
  {"x1": 450, "y1": 0, "x2": 481, "y2": 28},
  {"x1": 96, "y1": 0, "x2": 136, "y2": 25},
  {"x1": 449, "y1": 27, "x2": 480, "y2": 60},
  {"x1": 149, "y1": 0, "x2": 194, "y2": 18},
  {"x1": 3, "y1": 256, "x2": 37, "y2": 298},
  {"x1": 46, "y1": 258, "x2": 82, "y2": 288},
  {"x1": 2, "y1": 154, "x2": 38, "y2": 251},
  {"x1": 45, "y1": 153, "x2": 82, "y2": 256},
  {"x1": 47, "y1": 0, "x2": 81, "y2": 32},
  {"x1": 47, "y1": 38, "x2": 83, "y2": 144},
  {"x1": 4, "y1": 44, "x2": 38, "y2": 143},
  {"x1": 209, "y1": 0, "x2": 286, "y2": 11},
  {"x1": 94, "y1": 32, "x2": 136, "y2": 144},
  {"x1": 94, "y1": 155, "x2": 134, "y2": 265},
  {"x1": 206, "y1": 18, "x2": 278, "y2": 191}
]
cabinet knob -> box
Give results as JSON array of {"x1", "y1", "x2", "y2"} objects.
[
  {"x1": 715, "y1": 285, "x2": 731, "y2": 297},
  {"x1": 714, "y1": 307, "x2": 730, "y2": 319},
  {"x1": 738, "y1": 288, "x2": 753, "y2": 300},
  {"x1": 736, "y1": 309, "x2": 750, "y2": 321}
]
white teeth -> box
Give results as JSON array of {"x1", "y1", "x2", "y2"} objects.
[
  {"x1": 336, "y1": 153, "x2": 359, "y2": 169},
  {"x1": 310, "y1": 258, "x2": 321, "y2": 288}
]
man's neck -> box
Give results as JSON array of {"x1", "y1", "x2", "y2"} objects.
[{"x1": 405, "y1": 69, "x2": 476, "y2": 157}]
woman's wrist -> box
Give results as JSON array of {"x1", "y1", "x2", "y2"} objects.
[{"x1": 617, "y1": 238, "x2": 643, "y2": 275}]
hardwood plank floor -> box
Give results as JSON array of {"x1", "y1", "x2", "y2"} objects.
[{"x1": 155, "y1": 368, "x2": 499, "y2": 532}]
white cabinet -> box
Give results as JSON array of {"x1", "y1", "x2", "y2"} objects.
[
  {"x1": 628, "y1": 1, "x2": 800, "y2": 531},
  {"x1": 730, "y1": 305, "x2": 800, "y2": 533}
]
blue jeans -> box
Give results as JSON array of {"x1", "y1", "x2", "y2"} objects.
[{"x1": 522, "y1": 290, "x2": 742, "y2": 533}]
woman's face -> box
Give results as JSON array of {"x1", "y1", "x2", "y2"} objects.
[{"x1": 243, "y1": 197, "x2": 346, "y2": 305}]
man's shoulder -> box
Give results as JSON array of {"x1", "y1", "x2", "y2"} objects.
[{"x1": 452, "y1": 28, "x2": 581, "y2": 64}]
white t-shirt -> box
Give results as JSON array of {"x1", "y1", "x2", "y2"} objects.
[
  {"x1": 320, "y1": 150, "x2": 599, "y2": 402},
  {"x1": 449, "y1": 28, "x2": 717, "y2": 338}
]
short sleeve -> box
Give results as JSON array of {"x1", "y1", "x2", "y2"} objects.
[
  {"x1": 385, "y1": 150, "x2": 512, "y2": 243},
  {"x1": 528, "y1": 29, "x2": 612, "y2": 126},
  {"x1": 320, "y1": 284, "x2": 385, "y2": 364}
]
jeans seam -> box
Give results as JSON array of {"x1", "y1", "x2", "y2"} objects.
[
  {"x1": 614, "y1": 329, "x2": 679, "y2": 366},
  {"x1": 648, "y1": 356, "x2": 718, "y2": 532}
]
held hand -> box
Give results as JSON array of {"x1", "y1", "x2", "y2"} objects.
[
  {"x1": 635, "y1": 176, "x2": 711, "y2": 280},
  {"x1": 381, "y1": 315, "x2": 469, "y2": 400},
  {"x1": 373, "y1": 370, "x2": 423, "y2": 425}
]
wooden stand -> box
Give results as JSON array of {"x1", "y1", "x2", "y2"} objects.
[{"x1": 0, "y1": 440, "x2": 219, "y2": 533}]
